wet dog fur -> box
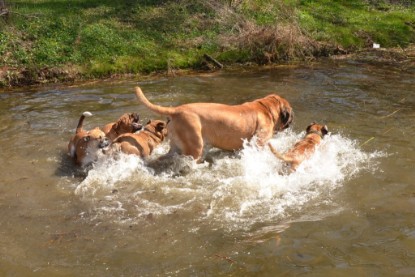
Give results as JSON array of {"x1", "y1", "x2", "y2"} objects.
[
  {"x1": 67, "y1": 112, "x2": 110, "y2": 166},
  {"x1": 102, "y1": 112, "x2": 142, "y2": 141},
  {"x1": 109, "y1": 119, "x2": 168, "y2": 158},
  {"x1": 268, "y1": 122, "x2": 328, "y2": 173},
  {"x1": 134, "y1": 86, "x2": 293, "y2": 161}
]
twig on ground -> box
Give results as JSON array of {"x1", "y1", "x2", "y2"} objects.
[{"x1": 380, "y1": 108, "x2": 402, "y2": 118}]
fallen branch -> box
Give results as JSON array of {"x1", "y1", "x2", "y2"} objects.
[{"x1": 203, "y1": 54, "x2": 223, "y2": 69}]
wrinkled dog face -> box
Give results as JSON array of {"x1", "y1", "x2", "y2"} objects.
[
  {"x1": 272, "y1": 95, "x2": 294, "y2": 131},
  {"x1": 77, "y1": 128, "x2": 110, "y2": 166},
  {"x1": 129, "y1": 113, "x2": 142, "y2": 132},
  {"x1": 306, "y1": 122, "x2": 328, "y2": 136},
  {"x1": 85, "y1": 128, "x2": 110, "y2": 149},
  {"x1": 279, "y1": 98, "x2": 294, "y2": 130},
  {"x1": 115, "y1": 113, "x2": 142, "y2": 133},
  {"x1": 258, "y1": 95, "x2": 294, "y2": 132}
]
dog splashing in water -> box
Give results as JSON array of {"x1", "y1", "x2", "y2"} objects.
[{"x1": 268, "y1": 122, "x2": 328, "y2": 173}]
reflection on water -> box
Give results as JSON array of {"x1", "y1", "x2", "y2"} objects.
[{"x1": 0, "y1": 60, "x2": 414, "y2": 276}]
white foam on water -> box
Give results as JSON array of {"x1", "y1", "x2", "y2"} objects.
[
  {"x1": 73, "y1": 130, "x2": 385, "y2": 231},
  {"x1": 74, "y1": 153, "x2": 152, "y2": 196}
]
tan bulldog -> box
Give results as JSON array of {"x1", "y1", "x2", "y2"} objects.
[
  {"x1": 268, "y1": 122, "x2": 328, "y2": 173},
  {"x1": 102, "y1": 112, "x2": 142, "y2": 141},
  {"x1": 134, "y1": 86, "x2": 293, "y2": 161},
  {"x1": 109, "y1": 119, "x2": 168, "y2": 158},
  {"x1": 67, "y1": 112, "x2": 110, "y2": 166}
]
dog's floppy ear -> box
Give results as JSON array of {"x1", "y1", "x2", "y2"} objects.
[
  {"x1": 322, "y1": 125, "x2": 329, "y2": 135},
  {"x1": 113, "y1": 119, "x2": 120, "y2": 130},
  {"x1": 280, "y1": 107, "x2": 293, "y2": 130},
  {"x1": 306, "y1": 122, "x2": 316, "y2": 133},
  {"x1": 132, "y1": 113, "x2": 140, "y2": 122},
  {"x1": 155, "y1": 122, "x2": 166, "y2": 132}
]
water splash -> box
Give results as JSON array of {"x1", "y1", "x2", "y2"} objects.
[{"x1": 74, "y1": 130, "x2": 385, "y2": 231}]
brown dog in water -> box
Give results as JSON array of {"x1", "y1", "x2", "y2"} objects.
[
  {"x1": 134, "y1": 86, "x2": 293, "y2": 161},
  {"x1": 109, "y1": 119, "x2": 168, "y2": 158},
  {"x1": 67, "y1": 112, "x2": 110, "y2": 166},
  {"x1": 268, "y1": 122, "x2": 328, "y2": 173},
  {"x1": 102, "y1": 112, "x2": 142, "y2": 141}
]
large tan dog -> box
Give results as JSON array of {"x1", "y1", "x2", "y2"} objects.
[
  {"x1": 68, "y1": 112, "x2": 110, "y2": 166},
  {"x1": 134, "y1": 86, "x2": 293, "y2": 161},
  {"x1": 102, "y1": 112, "x2": 142, "y2": 141},
  {"x1": 109, "y1": 119, "x2": 168, "y2": 158},
  {"x1": 268, "y1": 122, "x2": 328, "y2": 173}
]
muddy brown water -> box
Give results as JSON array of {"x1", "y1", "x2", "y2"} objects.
[{"x1": 0, "y1": 60, "x2": 414, "y2": 276}]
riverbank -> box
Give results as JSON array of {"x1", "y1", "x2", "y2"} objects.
[{"x1": 1, "y1": 0, "x2": 414, "y2": 88}]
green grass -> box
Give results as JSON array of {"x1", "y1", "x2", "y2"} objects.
[
  {"x1": 294, "y1": 0, "x2": 415, "y2": 48},
  {"x1": 1, "y1": 0, "x2": 414, "y2": 86}
]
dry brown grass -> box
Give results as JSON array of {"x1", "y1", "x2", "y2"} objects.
[
  {"x1": 198, "y1": 0, "x2": 327, "y2": 64},
  {"x1": 223, "y1": 20, "x2": 321, "y2": 64}
]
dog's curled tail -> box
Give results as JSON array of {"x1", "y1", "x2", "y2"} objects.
[
  {"x1": 135, "y1": 87, "x2": 175, "y2": 116},
  {"x1": 75, "y1": 111, "x2": 93, "y2": 134},
  {"x1": 268, "y1": 143, "x2": 293, "y2": 163}
]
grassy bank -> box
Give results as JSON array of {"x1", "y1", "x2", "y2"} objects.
[{"x1": 1, "y1": 0, "x2": 414, "y2": 87}]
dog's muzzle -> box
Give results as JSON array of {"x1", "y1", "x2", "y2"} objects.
[
  {"x1": 99, "y1": 137, "x2": 110, "y2": 149},
  {"x1": 132, "y1": 122, "x2": 143, "y2": 132}
]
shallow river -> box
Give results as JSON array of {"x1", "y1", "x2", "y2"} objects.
[{"x1": 0, "y1": 60, "x2": 414, "y2": 276}]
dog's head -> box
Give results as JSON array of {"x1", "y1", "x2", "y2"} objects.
[
  {"x1": 76, "y1": 127, "x2": 109, "y2": 166},
  {"x1": 261, "y1": 94, "x2": 294, "y2": 132},
  {"x1": 114, "y1": 112, "x2": 143, "y2": 134},
  {"x1": 306, "y1": 122, "x2": 328, "y2": 137},
  {"x1": 144, "y1": 119, "x2": 168, "y2": 140}
]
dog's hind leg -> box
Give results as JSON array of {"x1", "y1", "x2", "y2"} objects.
[
  {"x1": 177, "y1": 122, "x2": 204, "y2": 161},
  {"x1": 181, "y1": 130, "x2": 204, "y2": 161},
  {"x1": 169, "y1": 113, "x2": 204, "y2": 161},
  {"x1": 183, "y1": 143, "x2": 203, "y2": 162}
]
